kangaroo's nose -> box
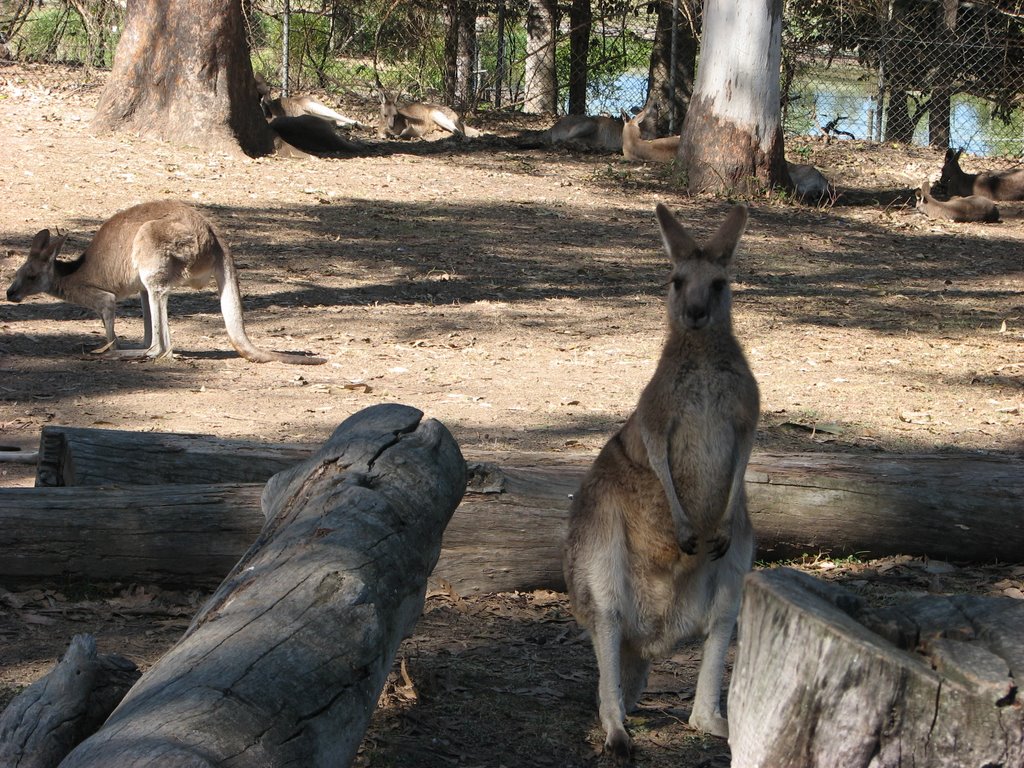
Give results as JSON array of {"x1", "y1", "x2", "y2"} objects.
[
  {"x1": 686, "y1": 307, "x2": 709, "y2": 329},
  {"x1": 6, "y1": 289, "x2": 20, "y2": 303}
]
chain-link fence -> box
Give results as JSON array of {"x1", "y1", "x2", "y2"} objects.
[
  {"x1": 5, "y1": 0, "x2": 1024, "y2": 156},
  {"x1": 783, "y1": 0, "x2": 1024, "y2": 157}
]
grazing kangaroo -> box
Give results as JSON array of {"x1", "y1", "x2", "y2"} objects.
[
  {"x1": 378, "y1": 92, "x2": 477, "y2": 139},
  {"x1": 620, "y1": 108, "x2": 679, "y2": 163},
  {"x1": 6, "y1": 201, "x2": 325, "y2": 365},
  {"x1": 939, "y1": 147, "x2": 1024, "y2": 201},
  {"x1": 255, "y1": 75, "x2": 361, "y2": 127},
  {"x1": 916, "y1": 180, "x2": 999, "y2": 223},
  {"x1": 563, "y1": 203, "x2": 759, "y2": 759},
  {"x1": 516, "y1": 114, "x2": 623, "y2": 152}
]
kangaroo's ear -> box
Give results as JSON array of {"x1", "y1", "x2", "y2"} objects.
[
  {"x1": 655, "y1": 203, "x2": 699, "y2": 262},
  {"x1": 921, "y1": 180, "x2": 931, "y2": 196},
  {"x1": 705, "y1": 204, "x2": 749, "y2": 265},
  {"x1": 620, "y1": 109, "x2": 631, "y2": 123},
  {"x1": 29, "y1": 228, "x2": 67, "y2": 261},
  {"x1": 29, "y1": 229, "x2": 50, "y2": 256}
]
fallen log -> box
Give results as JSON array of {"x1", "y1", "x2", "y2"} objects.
[
  {"x1": 34, "y1": 425, "x2": 310, "y2": 487},
  {"x1": 0, "y1": 635, "x2": 139, "y2": 768},
  {"x1": 728, "y1": 567, "x2": 1024, "y2": 767},
  {"x1": 60, "y1": 403, "x2": 466, "y2": 768},
  {"x1": 0, "y1": 483, "x2": 265, "y2": 585},
  {"x1": 24, "y1": 426, "x2": 1024, "y2": 567}
]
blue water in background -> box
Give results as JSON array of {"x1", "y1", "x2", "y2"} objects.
[{"x1": 589, "y1": 71, "x2": 1021, "y2": 157}]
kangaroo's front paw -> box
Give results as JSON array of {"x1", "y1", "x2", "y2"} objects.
[
  {"x1": 707, "y1": 532, "x2": 732, "y2": 560},
  {"x1": 676, "y1": 531, "x2": 699, "y2": 555}
]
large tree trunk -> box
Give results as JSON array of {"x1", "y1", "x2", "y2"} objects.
[
  {"x1": 59, "y1": 404, "x2": 466, "y2": 768},
  {"x1": 445, "y1": 0, "x2": 477, "y2": 109},
  {"x1": 928, "y1": 0, "x2": 957, "y2": 148},
  {"x1": 729, "y1": 568, "x2": 1024, "y2": 767},
  {"x1": 93, "y1": 0, "x2": 274, "y2": 157},
  {"x1": 456, "y1": 0, "x2": 477, "y2": 110},
  {"x1": 678, "y1": 0, "x2": 787, "y2": 194},
  {"x1": 646, "y1": 0, "x2": 698, "y2": 134},
  {"x1": 884, "y1": 87, "x2": 917, "y2": 144},
  {"x1": 566, "y1": 0, "x2": 591, "y2": 115},
  {"x1": 523, "y1": 0, "x2": 558, "y2": 114}
]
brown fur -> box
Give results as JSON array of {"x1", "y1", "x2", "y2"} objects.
[
  {"x1": 254, "y1": 75, "x2": 360, "y2": 126},
  {"x1": 563, "y1": 204, "x2": 759, "y2": 759},
  {"x1": 621, "y1": 108, "x2": 679, "y2": 163},
  {"x1": 5, "y1": 201, "x2": 324, "y2": 364},
  {"x1": 939, "y1": 148, "x2": 1024, "y2": 201},
  {"x1": 378, "y1": 93, "x2": 476, "y2": 139},
  {"x1": 786, "y1": 161, "x2": 832, "y2": 202},
  {"x1": 516, "y1": 115, "x2": 623, "y2": 152},
  {"x1": 268, "y1": 115, "x2": 362, "y2": 157},
  {"x1": 916, "y1": 180, "x2": 1000, "y2": 223}
]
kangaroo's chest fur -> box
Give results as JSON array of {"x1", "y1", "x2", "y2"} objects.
[
  {"x1": 568, "y1": 336, "x2": 756, "y2": 632},
  {"x1": 638, "y1": 335, "x2": 757, "y2": 526}
]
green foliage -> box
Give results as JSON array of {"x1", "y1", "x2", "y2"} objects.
[{"x1": 10, "y1": 4, "x2": 120, "y2": 67}]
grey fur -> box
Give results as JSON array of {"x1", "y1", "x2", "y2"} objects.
[
  {"x1": 563, "y1": 203, "x2": 760, "y2": 759},
  {"x1": 6, "y1": 201, "x2": 324, "y2": 364}
]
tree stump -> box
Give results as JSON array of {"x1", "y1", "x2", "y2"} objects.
[
  {"x1": 60, "y1": 403, "x2": 467, "y2": 768},
  {"x1": 729, "y1": 567, "x2": 1024, "y2": 767},
  {"x1": 0, "y1": 635, "x2": 139, "y2": 768}
]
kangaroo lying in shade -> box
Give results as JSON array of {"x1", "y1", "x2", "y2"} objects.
[
  {"x1": 6, "y1": 201, "x2": 325, "y2": 364},
  {"x1": 939, "y1": 147, "x2": 1024, "y2": 201},
  {"x1": 516, "y1": 114, "x2": 623, "y2": 152},
  {"x1": 378, "y1": 92, "x2": 478, "y2": 139},
  {"x1": 564, "y1": 203, "x2": 759, "y2": 759},
  {"x1": 620, "y1": 108, "x2": 679, "y2": 163},
  {"x1": 916, "y1": 180, "x2": 999, "y2": 223},
  {"x1": 255, "y1": 74, "x2": 361, "y2": 127}
]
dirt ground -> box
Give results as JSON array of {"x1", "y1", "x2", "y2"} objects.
[{"x1": 0, "y1": 62, "x2": 1021, "y2": 766}]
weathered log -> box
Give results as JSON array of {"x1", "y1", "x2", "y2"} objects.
[
  {"x1": 729, "y1": 567, "x2": 1024, "y2": 767},
  {"x1": 27, "y1": 426, "x2": 1024, "y2": 566},
  {"x1": 0, "y1": 483, "x2": 266, "y2": 585},
  {"x1": 0, "y1": 635, "x2": 139, "y2": 768},
  {"x1": 35, "y1": 425, "x2": 310, "y2": 487},
  {"x1": 60, "y1": 403, "x2": 467, "y2": 768}
]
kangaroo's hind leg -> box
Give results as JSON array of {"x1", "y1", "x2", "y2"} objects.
[
  {"x1": 590, "y1": 610, "x2": 632, "y2": 760},
  {"x1": 620, "y1": 641, "x2": 651, "y2": 714}
]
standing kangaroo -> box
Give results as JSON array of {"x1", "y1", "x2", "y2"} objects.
[
  {"x1": 939, "y1": 147, "x2": 1024, "y2": 200},
  {"x1": 916, "y1": 179, "x2": 999, "y2": 223},
  {"x1": 563, "y1": 203, "x2": 759, "y2": 759},
  {"x1": 6, "y1": 201, "x2": 324, "y2": 364},
  {"x1": 620, "y1": 108, "x2": 679, "y2": 163}
]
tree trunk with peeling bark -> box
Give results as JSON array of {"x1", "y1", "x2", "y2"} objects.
[
  {"x1": 93, "y1": 0, "x2": 274, "y2": 157},
  {"x1": 730, "y1": 567, "x2": 1024, "y2": 767},
  {"x1": 59, "y1": 404, "x2": 466, "y2": 768},
  {"x1": 523, "y1": 0, "x2": 558, "y2": 114},
  {"x1": 678, "y1": 0, "x2": 787, "y2": 193}
]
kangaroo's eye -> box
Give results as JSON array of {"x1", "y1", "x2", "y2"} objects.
[
  {"x1": 671, "y1": 277, "x2": 684, "y2": 291},
  {"x1": 711, "y1": 279, "x2": 727, "y2": 293}
]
